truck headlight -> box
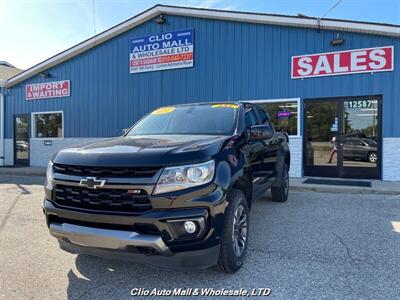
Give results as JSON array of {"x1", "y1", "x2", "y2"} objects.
[
  {"x1": 154, "y1": 160, "x2": 215, "y2": 195},
  {"x1": 45, "y1": 161, "x2": 54, "y2": 190}
]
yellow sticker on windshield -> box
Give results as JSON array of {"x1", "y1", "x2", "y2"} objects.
[
  {"x1": 151, "y1": 107, "x2": 175, "y2": 115},
  {"x1": 212, "y1": 104, "x2": 238, "y2": 109}
]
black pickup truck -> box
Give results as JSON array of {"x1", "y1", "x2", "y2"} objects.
[{"x1": 43, "y1": 102, "x2": 290, "y2": 273}]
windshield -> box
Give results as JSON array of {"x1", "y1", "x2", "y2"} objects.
[
  {"x1": 362, "y1": 138, "x2": 377, "y2": 146},
  {"x1": 127, "y1": 104, "x2": 238, "y2": 136}
]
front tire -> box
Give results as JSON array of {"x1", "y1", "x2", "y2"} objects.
[
  {"x1": 217, "y1": 189, "x2": 249, "y2": 273},
  {"x1": 368, "y1": 152, "x2": 377, "y2": 163},
  {"x1": 271, "y1": 164, "x2": 289, "y2": 202}
]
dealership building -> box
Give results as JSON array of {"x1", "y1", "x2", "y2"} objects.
[{"x1": 1, "y1": 5, "x2": 400, "y2": 180}]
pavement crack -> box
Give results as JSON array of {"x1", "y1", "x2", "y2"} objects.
[
  {"x1": 76, "y1": 281, "x2": 106, "y2": 300},
  {"x1": 333, "y1": 233, "x2": 377, "y2": 269}
]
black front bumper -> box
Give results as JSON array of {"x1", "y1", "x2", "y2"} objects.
[
  {"x1": 43, "y1": 187, "x2": 226, "y2": 269},
  {"x1": 58, "y1": 239, "x2": 220, "y2": 269}
]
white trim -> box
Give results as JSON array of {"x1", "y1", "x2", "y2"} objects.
[
  {"x1": 162, "y1": 6, "x2": 400, "y2": 36},
  {"x1": 31, "y1": 111, "x2": 64, "y2": 140},
  {"x1": 0, "y1": 92, "x2": 4, "y2": 166},
  {"x1": 291, "y1": 46, "x2": 394, "y2": 79},
  {"x1": 4, "y1": 5, "x2": 400, "y2": 88},
  {"x1": 247, "y1": 98, "x2": 301, "y2": 137}
]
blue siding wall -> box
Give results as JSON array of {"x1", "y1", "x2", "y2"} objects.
[{"x1": 5, "y1": 15, "x2": 400, "y2": 138}]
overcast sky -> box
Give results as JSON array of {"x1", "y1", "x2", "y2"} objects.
[{"x1": 1, "y1": 0, "x2": 399, "y2": 70}]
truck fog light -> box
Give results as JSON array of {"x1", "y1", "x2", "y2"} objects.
[
  {"x1": 166, "y1": 216, "x2": 207, "y2": 239},
  {"x1": 184, "y1": 221, "x2": 197, "y2": 234}
]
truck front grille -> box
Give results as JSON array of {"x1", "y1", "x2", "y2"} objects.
[
  {"x1": 53, "y1": 185, "x2": 152, "y2": 214},
  {"x1": 53, "y1": 164, "x2": 160, "y2": 178}
]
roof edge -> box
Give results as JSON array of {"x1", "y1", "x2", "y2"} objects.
[{"x1": 5, "y1": 4, "x2": 400, "y2": 88}]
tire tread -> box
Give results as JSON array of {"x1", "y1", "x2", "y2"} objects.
[
  {"x1": 271, "y1": 164, "x2": 289, "y2": 203},
  {"x1": 217, "y1": 189, "x2": 249, "y2": 273}
]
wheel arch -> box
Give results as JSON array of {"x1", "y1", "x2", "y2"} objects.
[{"x1": 231, "y1": 173, "x2": 252, "y2": 210}]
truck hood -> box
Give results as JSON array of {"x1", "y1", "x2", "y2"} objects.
[{"x1": 53, "y1": 135, "x2": 228, "y2": 167}]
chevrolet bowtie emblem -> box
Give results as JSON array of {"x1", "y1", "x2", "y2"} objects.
[{"x1": 79, "y1": 177, "x2": 106, "y2": 189}]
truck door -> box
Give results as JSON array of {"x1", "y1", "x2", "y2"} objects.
[
  {"x1": 244, "y1": 104, "x2": 275, "y2": 199},
  {"x1": 254, "y1": 105, "x2": 279, "y2": 180}
]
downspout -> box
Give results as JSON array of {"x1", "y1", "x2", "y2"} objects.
[{"x1": 0, "y1": 83, "x2": 4, "y2": 166}]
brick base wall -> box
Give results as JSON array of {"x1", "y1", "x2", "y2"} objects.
[
  {"x1": 288, "y1": 136, "x2": 302, "y2": 178},
  {"x1": 382, "y1": 138, "x2": 400, "y2": 181},
  {"x1": 4, "y1": 138, "x2": 104, "y2": 167},
  {"x1": 4, "y1": 139, "x2": 13, "y2": 165}
]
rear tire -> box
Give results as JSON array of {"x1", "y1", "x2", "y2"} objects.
[
  {"x1": 217, "y1": 189, "x2": 249, "y2": 273},
  {"x1": 271, "y1": 164, "x2": 289, "y2": 202}
]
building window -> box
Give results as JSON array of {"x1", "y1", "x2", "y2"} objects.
[
  {"x1": 249, "y1": 99, "x2": 300, "y2": 136},
  {"x1": 32, "y1": 112, "x2": 63, "y2": 138}
]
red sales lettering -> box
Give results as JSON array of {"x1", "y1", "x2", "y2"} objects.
[{"x1": 292, "y1": 46, "x2": 393, "y2": 79}]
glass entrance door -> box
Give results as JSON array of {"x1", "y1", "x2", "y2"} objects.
[
  {"x1": 304, "y1": 97, "x2": 381, "y2": 179},
  {"x1": 304, "y1": 100, "x2": 340, "y2": 177},
  {"x1": 14, "y1": 115, "x2": 30, "y2": 166},
  {"x1": 341, "y1": 99, "x2": 380, "y2": 178}
]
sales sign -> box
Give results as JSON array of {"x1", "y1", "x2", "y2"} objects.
[
  {"x1": 291, "y1": 46, "x2": 393, "y2": 79},
  {"x1": 130, "y1": 29, "x2": 194, "y2": 74},
  {"x1": 26, "y1": 80, "x2": 70, "y2": 100}
]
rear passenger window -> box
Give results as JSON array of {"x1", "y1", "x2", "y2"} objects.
[
  {"x1": 245, "y1": 106, "x2": 259, "y2": 129},
  {"x1": 256, "y1": 106, "x2": 271, "y2": 126}
]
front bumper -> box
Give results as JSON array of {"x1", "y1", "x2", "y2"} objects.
[
  {"x1": 51, "y1": 222, "x2": 220, "y2": 269},
  {"x1": 43, "y1": 183, "x2": 226, "y2": 269},
  {"x1": 58, "y1": 239, "x2": 220, "y2": 269},
  {"x1": 50, "y1": 222, "x2": 172, "y2": 255}
]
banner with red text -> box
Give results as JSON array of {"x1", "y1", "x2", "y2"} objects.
[
  {"x1": 26, "y1": 80, "x2": 70, "y2": 100},
  {"x1": 130, "y1": 29, "x2": 194, "y2": 74},
  {"x1": 291, "y1": 46, "x2": 393, "y2": 79}
]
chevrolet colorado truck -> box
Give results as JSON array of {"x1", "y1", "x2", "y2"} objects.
[{"x1": 43, "y1": 102, "x2": 290, "y2": 273}]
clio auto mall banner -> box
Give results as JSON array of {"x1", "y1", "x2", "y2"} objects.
[
  {"x1": 291, "y1": 46, "x2": 393, "y2": 79},
  {"x1": 130, "y1": 29, "x2": 194, "y2": 74}
]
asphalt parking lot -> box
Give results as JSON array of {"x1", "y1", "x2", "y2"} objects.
[{"x1": 0, "y1": 175, "x2": 399, "y2": 300}]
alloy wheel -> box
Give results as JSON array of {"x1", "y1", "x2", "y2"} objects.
[
  {"x1": 369, "y1": 153, "x2": 378, "y2": 163},
  {"x1": 232, "y1": 205, "x2": 248, "y2": 257}
]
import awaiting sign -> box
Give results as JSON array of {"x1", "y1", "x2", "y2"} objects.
[
  {"x1": 26, "y1": 80, "x2": 70, "y2": 100},
  {"x1": 130, "y1": 29, "x2": 193, "y2": 74},
  {"x1": 291, "y1": 46, "x2": 393, "y2": 79}
]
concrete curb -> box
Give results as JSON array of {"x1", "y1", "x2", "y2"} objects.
[
  {"x1": 290, "y1": 177, "x2": 400, "y2": 195},
  {"x1": 290, "y1": 185, "x2": 400, "y2": 196},
  {"x1": 0, "y1": 167, "x2": 46, "y2": 177}
]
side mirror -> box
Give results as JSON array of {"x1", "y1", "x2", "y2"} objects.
[
  {"x1": 121, "y1": 128, "x2": 129, "y2": 135},
  {"x1": 250, "y1": 125, "x2": 274, "y2": 141}
]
